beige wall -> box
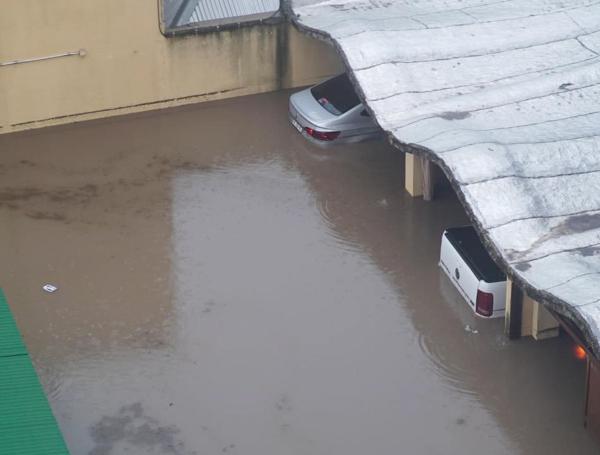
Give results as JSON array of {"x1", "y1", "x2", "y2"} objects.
[{"x1": 0, "y1": 0, "x2": 342, "y2": 134}]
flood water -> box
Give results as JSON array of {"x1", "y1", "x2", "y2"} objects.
[{"x1": 0, "y1": 90, "x2": 597, "y2": 454}]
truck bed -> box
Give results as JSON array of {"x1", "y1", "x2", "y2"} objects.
[{"x1": 444, "y1": 226, "x2": 505, "y2": 284}]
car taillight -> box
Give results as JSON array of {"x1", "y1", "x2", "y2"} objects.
[
  {"x1": 304, "y1": 127, "x2": 340, "y2": 141},
  {"x1": 475, "y1": 290, "x2": 494, "y2": 317}
]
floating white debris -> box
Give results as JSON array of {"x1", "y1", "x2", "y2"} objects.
[
  {"x1": 464, "y1": 325, "x2": 479, "y2": 334},
  {"x1": 42, "y1": 284, "x2": 58, "y2": 293}
]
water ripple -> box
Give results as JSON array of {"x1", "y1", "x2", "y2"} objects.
[
  {"x1": 316, "y1": 197, "x2": 365, "y2": 254},
  {"x1": 417, "y1": 331, "x2": 479, "y2": 398}
]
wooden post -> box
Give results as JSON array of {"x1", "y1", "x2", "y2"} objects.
[
  {"x1": 405, "y1": 153, "x2": 423, "y2": 197},
  {"x1": 405, "y1": 153, "x2": 434, "y2": 200}
]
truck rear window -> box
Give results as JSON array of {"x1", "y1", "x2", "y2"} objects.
[
  {"x1": 444, "y1": 226, "x2": 506, "y2": 283},
  {"x1": 311, "y1": 73, "x2": 361, "y2": 115}
]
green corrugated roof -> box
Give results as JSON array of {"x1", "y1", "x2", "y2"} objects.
[
  {"x1": 0, "y1": 291, "x2": 27, "y2": 357},
  {"x1": 0, "y1": 289, "x2": 70, "y2": 454}
]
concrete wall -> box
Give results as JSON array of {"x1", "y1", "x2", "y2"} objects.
[{"x1": 0, "y1": 0, "x2": 343, "y2": 134}]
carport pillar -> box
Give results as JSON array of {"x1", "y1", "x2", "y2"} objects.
[
  {"x1": 404, "y1": 153, "x2": 433, "y2": 201},
  {"x1": 505, "y1": 278, "x2": 523, "y2": 339},
  {"x1": 504, "y1": 278, "x2": 559, "y2": 340}
]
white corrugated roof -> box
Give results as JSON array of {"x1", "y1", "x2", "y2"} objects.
[{"x1": 287, "y1": 0, "x2": 600, "y2": 353}]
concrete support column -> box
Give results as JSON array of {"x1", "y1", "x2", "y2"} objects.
[
  {"x1": 405, "y1": 153, "x2": 434, "y2": 200},
  {"x1": 504, "y1": 278, "x2": 559, "y2": 340},
  {"x1": 505, "y1": 278, "x2": 523, "y2": 339}
]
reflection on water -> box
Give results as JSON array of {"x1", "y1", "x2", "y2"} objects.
[{"x1": 0, "y1": 90, "x2": 596, "y2": 454}]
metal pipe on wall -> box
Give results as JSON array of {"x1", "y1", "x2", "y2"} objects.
[{"x1": 0, "y1": 49, "x2": 86, "y2": 67}]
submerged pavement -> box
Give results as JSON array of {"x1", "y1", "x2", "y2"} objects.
[
  {"x1": 286, "y1": 0, "x2": 600, "y2": 356},
  {"x1": 0, "y1": 91, "x2": 596, "y2": 453}
]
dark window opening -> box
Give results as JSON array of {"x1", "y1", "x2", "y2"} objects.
[{"x1": 311, "y1": 73, "x2": 361, "y2": 116}]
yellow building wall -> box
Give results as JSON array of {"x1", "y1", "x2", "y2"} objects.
[{"x1": 0, "y1": 0, "x2": 342, "y2": 134}]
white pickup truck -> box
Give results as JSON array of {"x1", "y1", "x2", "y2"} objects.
[{"x1": 439, "y1": 226, "x2": 507, "y2": 318}]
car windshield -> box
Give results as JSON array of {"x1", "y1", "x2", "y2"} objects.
[{"x1": 311, "y1": 73, "x2": 361, "y2": 116}]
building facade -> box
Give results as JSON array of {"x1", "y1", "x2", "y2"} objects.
[{"x1": 0, "y1": 0, "x2": 342, "y2": 134}]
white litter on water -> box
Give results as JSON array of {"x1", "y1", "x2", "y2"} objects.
[
  {"x1": 464, "y1": 325, "x2": 479, "y2": 334},
  {"x1": 42, "y1": 284, "x2": 58, "y2": 293}
]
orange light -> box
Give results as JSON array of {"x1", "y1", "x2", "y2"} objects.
[{"x1": 574, "y1": 345, "x2": 587, "y2": 360}]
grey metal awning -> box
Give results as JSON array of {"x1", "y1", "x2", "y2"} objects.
[{"x1": 169, "y1": 0, "x2": 280, "y2": 28}]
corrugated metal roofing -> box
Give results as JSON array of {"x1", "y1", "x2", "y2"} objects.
[
  {"x1": 287, "y1": 1, "x2": 600, "y2": 354},
  {"x1": 0, "y1": 290, "x2": 70, "y2": 454},
  {"x1": 188, "y1": 0, "x2": 279, "y2": 24},
  {"x1": 0, "y1": 292, "x2": 27, "y2": 357}
]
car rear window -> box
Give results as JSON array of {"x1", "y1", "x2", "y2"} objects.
[
  {"x1": 444, "y1": 226, "x2": 506, "y2": 283},
  {"x1": 311, "y1": 73, "x2": 361, "y2": 115}
]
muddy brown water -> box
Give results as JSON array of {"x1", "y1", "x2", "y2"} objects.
[{"x1": 0, "y1": 91, "x2": 596, "y2": 454}]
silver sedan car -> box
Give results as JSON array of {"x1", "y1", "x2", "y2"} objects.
[{"x1": 289, "y1": 73, "x2": 382, "y2": 146}]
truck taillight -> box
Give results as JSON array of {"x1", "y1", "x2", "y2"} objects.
[{"x1": 476, "y1": 290, "x2": 494, "y2": 317}]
